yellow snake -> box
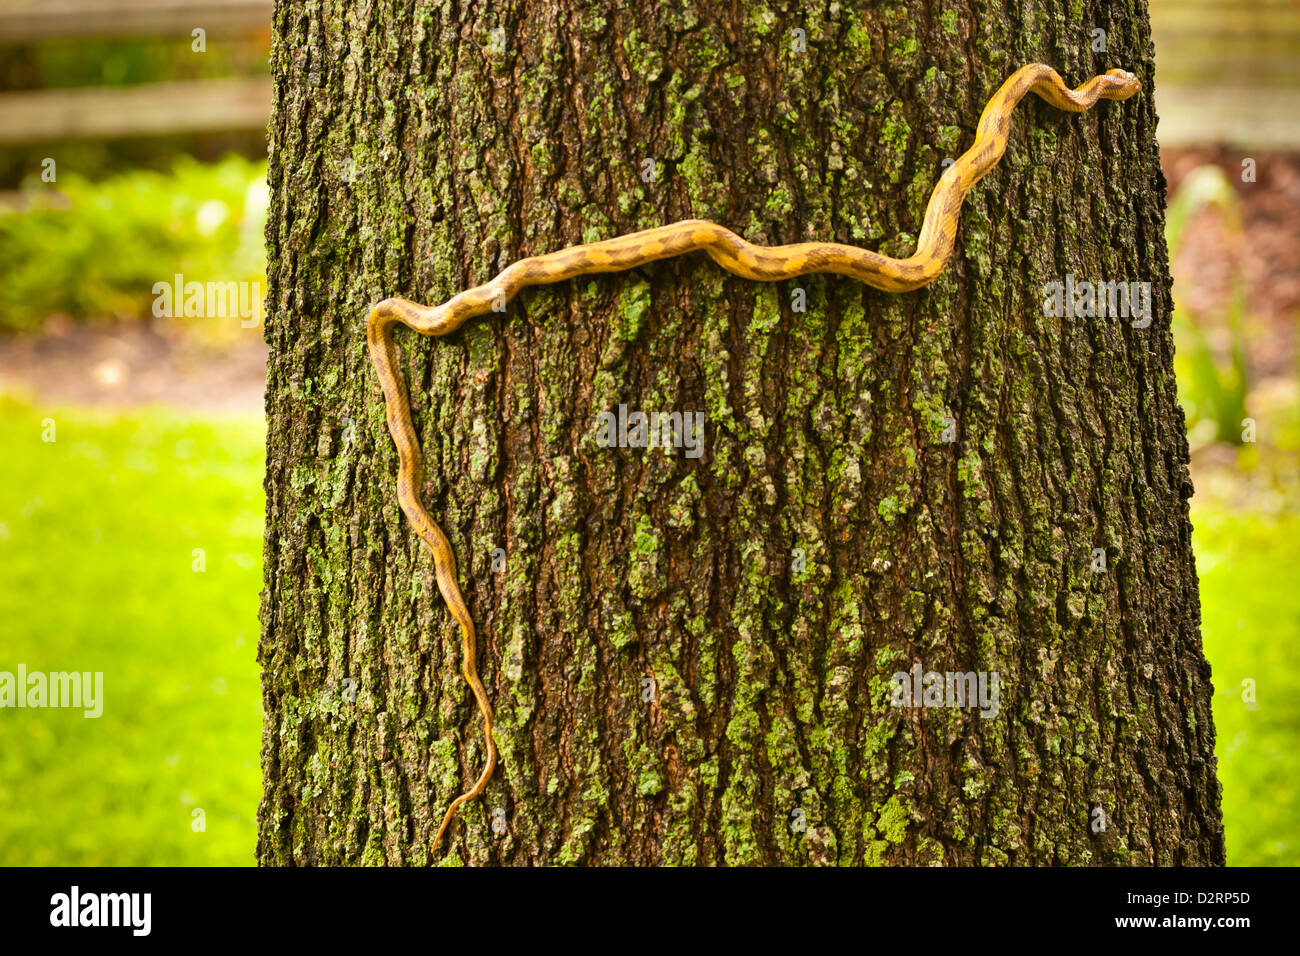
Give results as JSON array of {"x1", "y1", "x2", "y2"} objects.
[{"x1": 364, "y1": 63, "x2": 1140, "y2": 856}]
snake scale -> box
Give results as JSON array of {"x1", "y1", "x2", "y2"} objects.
[{"x1": 364, "y1": 63, "x2": 1141, "y2": 856}]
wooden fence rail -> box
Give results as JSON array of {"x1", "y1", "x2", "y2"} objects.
[
  {"x1": 0, "y1": 0, "x2": 273, "y2": 41},
  {"x1": 0, "y1": 0, "x2": 273, "y2": 143},
  {"x1": 0, "y1": 77, "x2": 271, "y2": 144}
]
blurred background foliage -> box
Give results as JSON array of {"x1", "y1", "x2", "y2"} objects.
[
  {"x1": 0, "y1": 0, "x2": 273, "y2": 866},
  {"x1": 0, "y1": 0, "x2": 1297, "y2": 866},
  {"x1": 1167, "y1": 166, "x2": 1251, "y2": 449},
  {"x1": 0, "y1": 155, "x2": 266, "y2": 331}
]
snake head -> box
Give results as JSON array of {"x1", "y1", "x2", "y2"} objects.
[{"x1": 1102, "y1": 68, "x2": 1141, "y2": 100}]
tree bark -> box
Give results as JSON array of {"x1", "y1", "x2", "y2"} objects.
[{"x1": 258, "y1": 0, "x2": 1225, "y2": 865}]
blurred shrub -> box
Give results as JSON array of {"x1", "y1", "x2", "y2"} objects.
[
  {"x1": 0, "y1": 155, "x2": 267, "y2": 331},
  {"x1": 1167, "y1": 165, "x2": 1251, "y2": 449}
]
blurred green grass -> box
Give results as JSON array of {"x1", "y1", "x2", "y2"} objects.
[
  {"x1": 1193, "y1": 498, "x2": 1300, "y2": 866},
  {"x1": 0, "y1": 396, "x2": 263, "y2": 865}
]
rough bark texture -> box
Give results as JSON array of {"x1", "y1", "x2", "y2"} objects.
[{"x1": 258, "y1": 0, "x2": 1225, "y2": 865}]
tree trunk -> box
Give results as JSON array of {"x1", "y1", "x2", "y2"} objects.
[{"x1": 257, "y1": 0, "x2": 1225, "y2": 865}]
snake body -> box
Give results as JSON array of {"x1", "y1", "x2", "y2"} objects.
[{"x1": 365, "y1": 63, "x2": 1140, "y2": 856}]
